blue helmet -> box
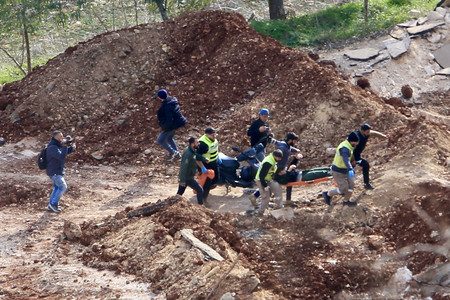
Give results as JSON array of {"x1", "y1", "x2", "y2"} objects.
[{"x1": 259, "y1": 108, "x2": 270, "y2": 115}]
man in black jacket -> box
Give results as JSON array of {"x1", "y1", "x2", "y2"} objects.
[
  {"x1": 247, "y1": 108, "x2": 270, "y2": 162},
  {"x1": 156, "y1": 89, "x2": 188, "y2": 161},
  {"x1": 353, "y1": 123, "x2": 387, "y2": 190}
]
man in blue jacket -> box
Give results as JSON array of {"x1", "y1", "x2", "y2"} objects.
[
  {"x1": 156, "y1": 89, "x2": 188, "y2": 161},
  {"x1": 46, "y1": 131, "x2": 74, "y2": 213}
]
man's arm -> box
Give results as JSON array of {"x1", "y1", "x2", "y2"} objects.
[
  {"x1": 339, "y1": 147, "x2": 353, "y2": 171},
  {"x1": 247, "y1": 120, "x2": 259, "y2": 137},
  {"x1": 47, "y1": 145, "x2": 68, "y2": 161},
  {"x1": 258, "y1": 162, "x2": 272, "y2": 187},
  {"x1": 371, "y1": 130, "x2": 387, "y2": 138}
]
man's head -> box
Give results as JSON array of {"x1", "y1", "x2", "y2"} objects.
[
  {"x1": 285, "y1": 132, "x2": 299, "y2": 146},
  {"x1": 188, "y1": 137, "x2": 199, "y2": 150},
  {"x1": 52, "y1": 131, "x2": 64, "y2": 142},
  {"x1": 347, "y1": 131, "x2": 360, "y2": 147},
  {"x1": 259, "y1": 108, "x2": 270, "y2": 122},
  {"x1": 360, "y1": 123, "x2": 371, "y2": 137},
  {"x1": 272, "y1": 149, "x2": 283, "y2": 161},
  {"x1": 204, "y1": 127, "x2": 216, "y2": 140},
  {"x1": 157, "y1": 89, "x2": 168, "y2": 100}
]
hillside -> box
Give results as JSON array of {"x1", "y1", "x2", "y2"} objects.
[{"x1": 0, "y1": 10, "x2": 448, "y2": 299}]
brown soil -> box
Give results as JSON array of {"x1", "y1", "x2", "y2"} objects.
[{"x1": 0, "y1": 10, "x2": 449, "y2": 300}]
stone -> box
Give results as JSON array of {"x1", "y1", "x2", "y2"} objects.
[
  {"x1": 436, "y1": 67, "x2": 450, "y2": 75},
  {"x1": 63, "y1": 220, "x2": 82, "y2": 241},
  {"x1": 407, "y1": 22, "x2": 445, "y2": 35},
  {"x1": 344, "y1": 48, "x2": 380, "y2": 61},
  {"x1": 424, "y1": 65, "x2": 436, "y2": 76},
  {"x1": 367, "y1": 235, "x2": 384, "y2": 250},
  {"x1": 248, "y1": 91, "x2": 255, "y2": 96},
  {"x1": 220, "y1": 292, "x2": 235, "y2": 300},
  {"x1": 433, "y1": 43, "x2": 450, "y2": 68},
  {"x1": 398, "y1": 20, "x2": 417, "y2": 27},
  {"x1": 390, "y1": 29, "x2": 407, "y2": 40},
  {"x1": 180, "y1": 229, "x2": 224, "y2": 261},
  {"x1": 414, "y1": 263, "x2": 450, "y2": 286},
  {"x1": 386, "y1": 38, "x2": 411, "y2": 59},
  {"x1": 0, "y1": 137, "x2": 6, "y2": 146},
  {"x1": 269, "y1": 207, "x2": 294, "y2": 220},
  {"x1": 427, "y1": 11, "x2": 445, "y2": 21},
  {"x1": 435, "y1": 7, "x2": 448, "y2": 17},
  {"x1": 408, "y1": 9, "x2": 421, "y2": 17},
  {"x1": 246, "y1": 275, "x2": 260, "y2": 292},
  {"x1": 91, "y1": 150, "x2": 104, "y2": 161},
  {"x1": 427, "y1": 33, "x2": 442, "y2": 43},
  {"x1": 417, "y1": 17, "x2": 428, "y2": 25}
]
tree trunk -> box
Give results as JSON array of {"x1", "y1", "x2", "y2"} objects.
[
  {"x1": 156, "y1": 0, "x2": 168, "y2": 21},
  {"x1": 268, "y1": 0, "x2": 286, "y2": 20},
  {"x1": 134, "y1": 0, "x2": 139, "y2": 26},
  {"x1": 364, "y1": 0, "x2": 368, "y2": 23},
  {"x1": 21, "y1": 0, "x2": 31, "y2": 74}
]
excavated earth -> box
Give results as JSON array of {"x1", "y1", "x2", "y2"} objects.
[{"x1": 0, "y1": 10, "x2": 449, "y2": 300}]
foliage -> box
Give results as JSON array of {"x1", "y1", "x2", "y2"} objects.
[
  {"x1": 0, "y1": 55, "x2": 53, "y2": 84},
  {"x1": 251, "y1": 0, "x2": 438, "y2": 47}
]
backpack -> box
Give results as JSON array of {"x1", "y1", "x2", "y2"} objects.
[{"x1": 37, "y1": 147, "x2": 48, "y2": 170}]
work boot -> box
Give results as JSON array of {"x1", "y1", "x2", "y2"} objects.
[
  {"x1": 364, "y1": 183, "x2": 374, "y2": 190},
  {"x1": 343, "y1": 201, "x2": 357, "y2": 207},
  {"x1": 166, "y1": 152, "x2": 175, "y2": 161},
  {"x1": 48, "y1": 203, "x2": 62, "y2": 213},
  {"x1": 322, "y1": 191, "x2": 331, "y2": 205},
  {"x1": 174, "y1": 151, "x2": 182, "y2": 159}
]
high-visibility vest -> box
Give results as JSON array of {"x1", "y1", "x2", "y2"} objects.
[
  {"x1": 199, "y1": 134, "x2": 219, "y2": 162},
  {"x1": 256, "y1": 153, "x2": 278, "y2": 182},
  {"x1": 332, "y1": 140, "x2": 354, "y2": 169}
]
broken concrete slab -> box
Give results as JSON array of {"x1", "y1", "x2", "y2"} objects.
[
  {"x1": 414, "y1": 263, "x2": 450, "y2": 286},
  {"x1": 370, "y1": 54, "x2": 390, "y2": 67},
  {"x1": 424, "y1": 65, "x2": 436, "y2": 76},
  {"x1": 427, "y1": 10, "x2": 445, "y2": 21},
  {"x1": 433, "y1": 43, "x2": 450, "y2": 68},
  {"x1": 344, "y1": 48, "x2": 380, "y2": 61},
  {"x1": 417, "y1": 17, "x2": 428, "y2": 25},
  {"x1": 435, "y1": 7, "x2": 448, "y2": 18},
  {"x1": 180, "y1": 228, "x2": 224, "y2": 261},
  {"x1": 269, "y1": 207, "x2": 294, "y2": 220},
  {"x1": 436, "y1": 67, "x2": 450, "y2": 75},
  {"x1": 386, "y1": 38, "x2": 411, "y2": 59},
  {"x1": 407, "y1": 21, "x2": 445, "y2": 35},
  {"x1": 398, "y1": 20, "x2": 418, "y2": 27},
  {"x1": 390, "y1": 29, "x2": 407, "y2": 40}
]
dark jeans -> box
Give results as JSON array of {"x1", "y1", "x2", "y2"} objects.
[
  {"x1": 157, "y1": 130, "x2": 178, "y2": 155},
  {"x1": 203, "y1": 160, "x2": 219, "y2": 200},
  {"x1": 356, "y1": 158, "x2": 370, "y2": 184},
  {"x1": 177, "y1": 179, "x2": 204, "y2": 205}
]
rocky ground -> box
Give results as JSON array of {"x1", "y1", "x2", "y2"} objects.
[{"x1": 0, "y1": 9, "x2": 449, "y2": 300}]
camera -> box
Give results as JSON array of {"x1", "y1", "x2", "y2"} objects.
[{"x1": 65, "y1": 136, "x2": 74, "y2": 145}]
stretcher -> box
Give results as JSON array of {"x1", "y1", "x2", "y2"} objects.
[{"x1": 284, "y1": 175, "x2": 332, "y2": 186}]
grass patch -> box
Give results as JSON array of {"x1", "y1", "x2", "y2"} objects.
[
  {"x1": 251, "y1": 0, "x2": 439, "y2": 47},
  {"x1": 0, "y1": 56, "x2": 54, "y2": 84}
]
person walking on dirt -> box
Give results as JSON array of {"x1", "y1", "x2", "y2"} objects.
[
  {"x1": 156, "y1": 89, "x2": 188, "y2": 161},
  {"x1": 255, "y1": 149, "x2": 283, "y2": 215},
  {"x1": 249, "y1": 132, "x2": 303, "y2": 207},
  {"x1": 46, "y1": 131, "x2": 74, "y2": 213},
  {"x1": 177, "y1": 137, "x2": 204, "y2": 205},
  {"x1": 196, "y1": 127, "x2": 222, "y2": 201},
  {"x1": 247, "y1": 108, "x2": 271, "y2": 162},
  {"x1": 353, "y1": 123, "x2": 387, "y2": 190},
  {"x1": 322, "y1": 132, "x2": 359, "y2": 206}
]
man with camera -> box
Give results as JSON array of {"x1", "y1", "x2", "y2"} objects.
[
  {"x1": 247, "y1": 108, "x2": 271, "y2": 162},
  {"x1": 46, "y1": 131, "x2": 75, "y2": 213}
]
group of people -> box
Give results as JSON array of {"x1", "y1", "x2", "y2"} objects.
[{"x1": 43, "y1": 89, "x2": 383, "y2": 214}]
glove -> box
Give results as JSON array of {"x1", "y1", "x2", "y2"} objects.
[
  {"x1": 217, "y1": 157, "x2": 222, "y2": 165},
  {"x1": 201, "y1": 166, "x2": 208, "y2": 173},
  {"x1": 264, "y1": 186, "x2": 270, "y2": 191},
  {"x1": 349, "y1": 169, "x2": 355, "y2": 179}
]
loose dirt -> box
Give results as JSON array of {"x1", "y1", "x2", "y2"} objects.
[{"x1": 0, "y1": 10, "x2": 448, "y2": 300}]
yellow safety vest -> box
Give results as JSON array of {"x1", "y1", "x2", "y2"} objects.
[
  {"x1": 332, "y1": 140, "x2": 354, "y2": 169},
  {"x1": 199, "y1": 134, "x2": 219, "y2": 162},
  {"x1": 256, "y1": 153, "x2": 278, "y2": 182}
]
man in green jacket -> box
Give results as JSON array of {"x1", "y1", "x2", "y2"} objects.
[
  {"x1": 256, "y1": 149, "x2": 283, "y2": 215},
  {"x1": 177, "y1": 137, "x2": 204, "y2": 205}
]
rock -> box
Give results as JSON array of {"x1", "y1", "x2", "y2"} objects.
[
  {"x1": 407, "y1": 21, "x2": 445, "y2": 35},
  {"x1": 417, "y1": 17, "x2": 428, "y2": 25},
  {"x1": 398, "y1": 20, "x2": 417, "y2": 27},
  {"x1": 220, "y1": 292, "x2": 235, "y2": 300},
  {"x1": 248, "y1": 91, "x2": 255, "y2": 96},
  {"x1": 427, "y1": 33, "x2": 442, "y2": 43},
  {"x1": 63, "y1": 220, "x2": 82, "y2": 241},
  {"x1": 246, "y1": 275, "x2": 260, "y2": 292},
  {"x1": 414, "y1": 263, "x2": 450, "y2": 286},
  {"x1": 144, "y1": 148, "x2": 152, "y2": 155},
  {"x1": 91, "y1": 150, "x2": 104, "y2": 161},
  {"x1": 180, "y1": 229, "x2": 224, "y2": 261},
  {"x1": 424, "y1": 65, "x2": 436, "y2": 76},
  {"x1": 269, "y1": 207, "x2": 294, "y2": 220},
  {"x1": 436, "y1": 67, "x2": 450, "y2": 75},
  {"x1": 367, "y1": 235, "x2": 384, "y2": 250},
  {"x1": 435, "y1": 7, "x2": 448, "y2": 17},
  {"x1": 0, "y1": 137, "x2": 5, "y2": 146},
  {"x1": 433, "y1": 43, "x2": 450, "y2": 68},
  {"x1": 427, "y1": 11, "x2": 445, "y2": 21},
  {"x1": 408, "y1": 9, "x2": 421, "y2": 17},
  {"x1": 392, "y1": 267, "x2": 413, "y2": 285},
  {"x1": 344, "y1": 48, "x2": 380, "y2": 61},
  {"x1": 390, "y1": 29, "x2": 407, "y2": 40},
  {"x1": 386, "y1": 38, "x2": 411, "y2": 59}
]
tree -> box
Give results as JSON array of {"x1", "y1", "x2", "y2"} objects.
[{"x1": 268, "y1": 0, "x2": 286, "y2": 20}]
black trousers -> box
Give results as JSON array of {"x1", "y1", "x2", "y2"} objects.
[
  {"x1": 177, "y1": 179, "x2": 204, "y2": 205},
  {"x1": 356, "y1": 158, "x2": 370, "y2": 184},
  {"x1": 203, "y1": 160, "x2": 219, "y2": 200}
]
